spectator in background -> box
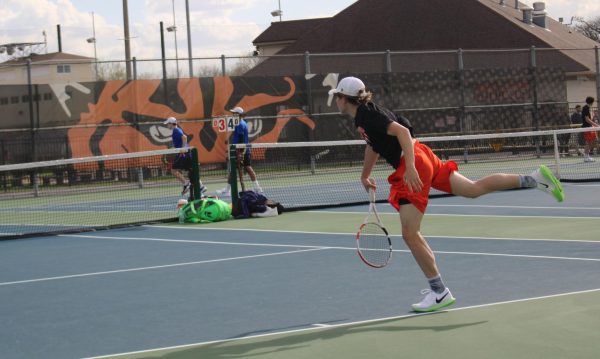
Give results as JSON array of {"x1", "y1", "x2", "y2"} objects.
[
  {"x1": 570, "y1": 105, "x2": 584, "y2": 156},
  {"x1": 217, "y1": 107, "x2": 262, "y2": 196},
  {"x1": 581, "y1": 97, "x2": 599, "y2": 162}
]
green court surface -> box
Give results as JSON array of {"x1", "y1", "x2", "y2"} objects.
[
  {"x1": 90, "y1": 208, "x2": 600, "y2": 359},
  {"x1": 104, "y1": 289, "x2": 600, "y2": 359},
  {"x1": 158, "y1": 210, "x2": 600, "y2": 242}
]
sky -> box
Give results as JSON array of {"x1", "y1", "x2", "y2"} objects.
[{"x1": 0, "y1": 0, "x2": 599, "y2": 65}]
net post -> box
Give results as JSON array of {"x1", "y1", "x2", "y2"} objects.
[
  {"x1": 229, "y1": 144, "x2": 239, "y2": 204},
  {"x1": 552, "y1": 131, "x2": 561, "y2": 179},
  {"x1": 190, "y1": 148, "x2": 201, "y2": 200},
  {"x1": 137, "y1": 168, "x2": 144, "y2": 188}
]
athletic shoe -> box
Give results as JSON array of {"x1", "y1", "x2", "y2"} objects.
[
  {"x1": 181, "y1": 182, "x2": 191, "y2": 195},
  {"x1": 255, "y1": 186, "x2": 264, "y2": 194},
  {"x1": 531, "y1": 165, "x2": 564, "y2": 202},
  {"x1": 584, "y1": 157, "x2": 595, "y2": 163},
  {"x1": 411, "y1": 288, "x2": 456, "y2": 313},
  {"x1": 200, "y1": 185, "x2": 207, "y2": 194},
  {"x1": 216, "y1": 187, "x2": 231, "y2": 196}
]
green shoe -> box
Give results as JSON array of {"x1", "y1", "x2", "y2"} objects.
[{"x1": 532, "y1": 165, "x2": 564, "y2": 202}]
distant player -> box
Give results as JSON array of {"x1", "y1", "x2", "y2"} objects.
[
  {"x1": 217, "y1": 107, "x2": 262, "y2": 196},
  {"x1": 330, "y1": 76, "x2": 564, "y2": 312},
  {"x1": 163, "y1": 117, "x2": 206, "y2": 196},
  {"x1": 582, "y1": 97, "x2": 599, "y2": 162}
]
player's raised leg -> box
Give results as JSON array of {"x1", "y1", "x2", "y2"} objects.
[{"x1": 449, "y1": 165, "x2": 564, "y2": 202}]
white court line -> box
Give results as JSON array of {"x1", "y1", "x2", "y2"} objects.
[
  {"x1": 63, "y1": 234, "x2": 600, "y2": 263},
  {"x1": 307, "y1": 210, "x2": 600, "y2": 219},
  {"x1": 0, "y1": 247, "x2": 326, "y2": 287},
  {"x1": 147, "y1": 225, "x2": 600, "y2": 244},
  {"x1": 61, "y1": 234, "x2": 330, "y2": 249},
  {"x1": 88, "y1": 287, "x2": 600, "y2": 359},
  {"x1": 428, "y1": 204, "x2": 600, "y2": 210}
]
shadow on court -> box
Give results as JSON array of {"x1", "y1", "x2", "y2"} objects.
[{"x1": 133, "y1": 316, "x2": 487, "y2": 359}]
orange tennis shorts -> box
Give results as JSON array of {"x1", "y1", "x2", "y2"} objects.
[
  {"x1": 388, "y1": 141, "x2": 458, "y2": 214},
  {"x1": 583, "y1": 130, "x2": 598, "y2": 142}
]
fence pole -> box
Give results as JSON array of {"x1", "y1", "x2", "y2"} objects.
[
  {"x1": 595, "y1": 46, "x2": 599, "y2": 107},
  {"x1": 26, "y1": 59, "x2": 39, "y2": 196},
  {"x1": 530, "y1": 46, "x2": 539, "y2": 130},
  {"x1": 160, "y1": 22, "x2": 168, "y2": 105},
  {"x1": 457, "y1": 48, "x2": 465, "y2": 133},
  {"x1": 304, "y1": 51, "x2": 313, "y2": 121},
  {"x1": 385, "y1": 50, "x2": 392, "y2": 73},
  {"x1": 221, "y1": 55, "x2": 226, "y2": 76},
  {"x1": 132, "y1": 56, "x2": 137, "y2": 80}
]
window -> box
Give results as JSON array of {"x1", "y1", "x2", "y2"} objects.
[
  {"x1": 57, "y1": 64, "x2": 71, "y2": 73},
  {"x1": 0, "y1": 97, "x2": 8, "y2": 105},
  {"x1": 11, "y1": 96, "x2": 19, "y2": 104},
  {"x1": 43, "y1": 93, "x2": 52, "y2": 101},
  {"x1": 22, "y1": 95, "x2": 29, "y2": 102}
]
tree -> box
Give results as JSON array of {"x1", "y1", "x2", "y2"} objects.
[
  {"x1": 228, "y1": 53, "x2": 262, "y2": 76},
  {"x1": 573, "y1": 16, "x2": 600, "y2": 43},
  {"x1": 96, "y1": 61, "x2": 127, "y2": 81}
]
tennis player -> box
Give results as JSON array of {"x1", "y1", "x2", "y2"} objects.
[
  {"x1": 330, "y1": 76, "x2": 565, "y2": 312},
  {"x1": 163, "y1": 117, "x2": 206, "y2": 196},
  {"x1": 582, "y1": 96, "x2": 598, "y2": 162},
  {"x1": 217, "y1": 107, "x2": 262, "y2": 196}
]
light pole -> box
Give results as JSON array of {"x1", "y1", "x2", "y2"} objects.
[
  {"x1": 86, "y1": 12, "x2": 98, "y2": 79},
  {"x1": 122, "y1": 0, "x2": 132, "y2": 80},
  {"x1": 270, "y1": 0, "x2": 282, "y2": 21},
  {"x1": 185, "y1": 0, "x2": 193, "y2": 77},
  {"x1": 167, "y1": 0, "x2": 180, "y2": 78}
]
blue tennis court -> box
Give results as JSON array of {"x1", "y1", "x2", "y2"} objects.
[{"x1": 1, "y1": 184, "x2": 599, "y2": 358}]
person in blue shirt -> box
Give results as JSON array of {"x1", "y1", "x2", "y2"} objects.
[
  {"x1": 217, "y1": 107, "x2": 262, "y2": 196},
  {"x1": 163, "y1": 117, "x2": 206, "y2": 196}
]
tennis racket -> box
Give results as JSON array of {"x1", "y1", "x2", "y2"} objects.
[{"x1": 356, "y1": 188, "x2": 392, "y2": 268}]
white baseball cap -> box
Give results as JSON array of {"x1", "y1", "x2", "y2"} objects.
[
  {"x1": 328, "y1": 76, "x2": 365, "y2": 97},
  {"x1": 163, "y1": 116, "x2": 177, "y2": 125},
  {"x1": 229, "y1": 106, "x2": 244, "y2": 114}
]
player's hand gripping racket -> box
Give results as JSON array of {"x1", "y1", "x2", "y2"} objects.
[{"x1": 356, "y1": 188, "x2": 392, "y2": 268}]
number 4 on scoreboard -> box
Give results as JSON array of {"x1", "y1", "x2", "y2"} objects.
[{"x1": 227, "y1": 116, "x2": 240, "y2": 131}]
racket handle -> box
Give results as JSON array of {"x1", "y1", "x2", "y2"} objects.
[{"x1": 368, "y1": 188, "x2": 376, "y2": 203}]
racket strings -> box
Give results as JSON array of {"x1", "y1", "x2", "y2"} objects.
[{"x1": 358, "y1": 223, "x2": 391, "y2": 267}]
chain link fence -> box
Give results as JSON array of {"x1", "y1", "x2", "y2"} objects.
[{"x1": 0, "y1": 47, "x2": 598, "y2": 165}]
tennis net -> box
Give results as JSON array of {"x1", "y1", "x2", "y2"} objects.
[
  {"x1": 0, "y1": 148, "x2": 201, "y2": 239},
  {"x1": 230, "y1": 127, "x2": 600, "y2": 210}
]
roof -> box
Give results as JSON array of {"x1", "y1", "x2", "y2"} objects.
[
  {"x1": 246, "y1": 0, "x2": 598, "y2": 76},
  {"x1": 0, "y1": 52, "x2": 94, "y2": 66},
  {"x1": 253, "y1": 18, "x2": 330, "y2": 45}
]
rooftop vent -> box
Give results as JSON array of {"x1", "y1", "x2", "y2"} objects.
[
  {"x1": 522, "y1": 7, "x2": 533, "y2": 25},
  {"x1": 532, "y1": 2, "x2": 547, "y2": 28}
]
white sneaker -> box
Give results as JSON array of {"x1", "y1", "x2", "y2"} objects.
[
  {"x1": 530, "y1": 165, "x2": 564, "y2": 202},
  {"x1": 255, "y1": 186, "x2": 264, "y2": 194},
  {"x1": 216, "y1": 187, "x2": 231, "y2": 196},
  {"x1": 584, "y1": 157, "x2": 595, "y2": 163},
  {"x1": 411, "y1": 288, "x2": 456, "y2": 312}
]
